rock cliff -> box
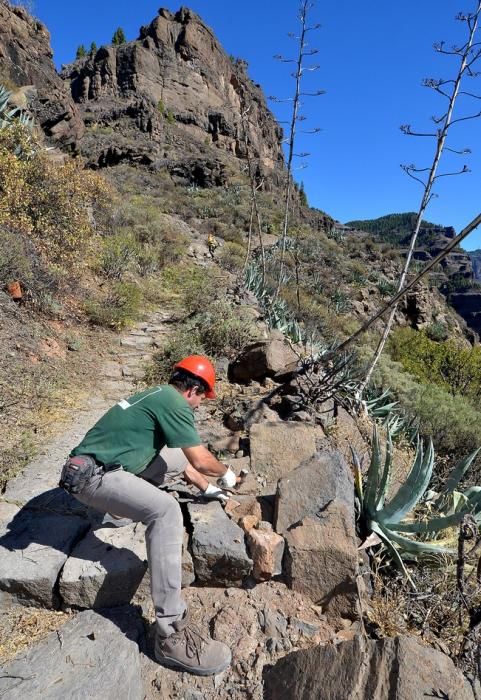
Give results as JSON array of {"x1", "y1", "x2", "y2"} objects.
[
  {"x1": 0, "y1": 0, "x2": 84, "y2": 148},
  {"x1": 60, "y1": 7, "x2": 284, "y2": 183}
]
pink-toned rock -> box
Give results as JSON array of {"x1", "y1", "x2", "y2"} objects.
[
  {"x1": 247, "y1": 525, "x2": 285, "y2": 581},
  {"x1": 225, "y1": 495, "x2": 262, "y2": 524},
  {"x1": 239, "y1": 515, "x2": 260, "y2": 532}
]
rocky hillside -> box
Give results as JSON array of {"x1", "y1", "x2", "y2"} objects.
[
  {"x1": 346, "y1": 213, "x2": 481, "y2": 335},
  {"x1": 58, "y1": 7, "x2": 284, "y2": 186},
  {"x1": 0, "y1": 0, "x2": 83, "y2": 147},
  {"x1": 470, "y1": 249, "x2": 481, "y2": 281}
]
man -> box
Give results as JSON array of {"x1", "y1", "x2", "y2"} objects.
[
  {"x1": 66, "y1": 355, "x2": 235, "y2": 676},
  {"x1": 207, "y1": 233, "x2": 218, "y2": 258}
]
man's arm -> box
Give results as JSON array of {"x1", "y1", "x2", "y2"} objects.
[{"x1": 182, "y1": 445, "x2": 228, "y2": 478}]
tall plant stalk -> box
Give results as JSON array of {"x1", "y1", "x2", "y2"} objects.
[
  {"x1": 272, "y1": 0, "x2": 322, "y2": 300},
  {"x1": 359, "y1": 3, "x2": 481, "y2": 397},
  {"x1": 234, "y1": 65, "x2": 267, "y2": 282}
]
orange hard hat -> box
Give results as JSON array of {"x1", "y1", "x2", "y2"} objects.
[{"x1": 174, "y1": 355, "x2": 216, "y2": 398}]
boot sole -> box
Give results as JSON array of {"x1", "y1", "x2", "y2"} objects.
[{"x1": 156, "y1": 653, "x2": 231, "y2": 676}]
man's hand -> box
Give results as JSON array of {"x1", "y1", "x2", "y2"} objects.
[
  {"x1": 217, "y1": 466, "x2": 237, "y2": 488},
  {"x1": 202, "y1": 483, "x2": 229, "y2": 503}
]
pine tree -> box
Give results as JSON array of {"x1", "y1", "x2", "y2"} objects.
[
  {"x1": 90, "y1": 41, "x2": 98, "y2": 55},
  {"x1": 299, "y1": 181, "x2": 308, "y2": 207},
  {"x1": 76, "y1": 44, "x2": 86, "y2": 59},
  {"x1": 112, "y1": 27, "x2": 126, "y2": 45}
]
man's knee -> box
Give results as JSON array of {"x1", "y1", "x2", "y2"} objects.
[{"x1": 148, "y1": 492, "x2": 183, "y2": 529}]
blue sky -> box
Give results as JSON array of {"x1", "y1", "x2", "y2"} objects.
[{"x1": 31, "y1": 0, "x2": 481, "y2": 250}]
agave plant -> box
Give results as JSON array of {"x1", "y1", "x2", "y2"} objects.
[
  {"x1": 244, "y1": 262, "x2": 304, "y2": 343},
  {"x1": 354, "y1": 426, "x2": 481, "y2": 587},
  {"x1": 0, "y1": 84, "x2": 32, "y2": 130},
  {"x1": 365, "y1": 388, "x2": 418, "y2": 443}
]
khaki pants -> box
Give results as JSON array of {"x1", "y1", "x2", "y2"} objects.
[{"x1": 74, "y1": 447, "x2": 188, "y2": 637}]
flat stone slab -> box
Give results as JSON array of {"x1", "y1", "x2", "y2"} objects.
[
  {"x1": 249, "y1": 423, "x2": 322, "y2": 483},
  {"x1": 0, "y1": 509, "x2": 90, "y2": 607},
  {"x1": 0, "y1": 608, "x2": 144, "y2": 699},
  {"x1": 188, "y1": 501, "x2": 252, "y2": 586},
  {"x1": 264, "y1": 634, "x2": 475, "y2": 700},
  {"x1": 60, "y1": 523, "x2": 148, "y2": 609}
]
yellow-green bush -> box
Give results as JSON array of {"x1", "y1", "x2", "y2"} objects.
[
  {"x1": 389, "y1": 327, "x2": 481, "y2": 400},
  {"x1": 371, "y1": 353, "x2": 481, "y2": 461},
  {"x1": 219, "y1": 241, "x2": 245, "y2": 272},
  {"x1": 85, "y1": 281, "x2": 142, "y2": 330},
  {"x1": 0, "y1": 125, "x2": 113, "y2": 264}
]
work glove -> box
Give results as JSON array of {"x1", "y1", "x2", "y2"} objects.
[
  {"x1": 202, "y1": 483, "x2": 230, "y2": 503},
  {"x1": 217, "y1": 466, "x2": 237, "y2": 489}
]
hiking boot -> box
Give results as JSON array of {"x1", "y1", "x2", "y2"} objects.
[{"x1": 155, "y1": 612, "x2": 231, "y2": 676}]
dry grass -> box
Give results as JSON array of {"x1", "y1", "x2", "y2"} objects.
[{"x1": 0, "y1": 607, "x2": 72, "y2": 663}]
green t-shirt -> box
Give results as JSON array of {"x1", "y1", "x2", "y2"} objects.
[{"x1": 71, "y1": 385, "x2": 201, "y2": 475}]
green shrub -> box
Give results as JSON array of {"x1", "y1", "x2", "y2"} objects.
[
  {"x1": 85, "y1": 281, "x2": 142, "y2": 329},
  {"x1": 144, "y1": 328, "x2": 207, "y2": 385},
  {"x1": 195, "y1": 301, "x2": 255, "y2": 356},
  {"x1": 371, "y1": 354, "x2": 481, "y2": 461},
  {"x1": 426, "y1": 321, "x2": 449, "y2": 342},
  {"x1": 99, "y1": 232, "x2": 140, "y2": 279},
  {"x1": 389, "y1": 327, "x2": 481, "y2": 400},
  {"x1": 219, "y1": 241, "x2": 245, "y2": 272}
]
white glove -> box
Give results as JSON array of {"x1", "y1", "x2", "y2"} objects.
[
  {"x1": 217, "y1": 466, "x2": 237, "y2": 489},
  {"x1": 203, "y1": 483, "x2": 229, "y2": 503}
]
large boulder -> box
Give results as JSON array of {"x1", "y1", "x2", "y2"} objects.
[
  {"x1": 275, "y1": 451, "x2": 359, "y2": 620},
  {"x1": 264, "y1": 635, "x2": 475, "y2": 700},
  {"x1": 59, "y1": 523, "x2": 148, "y2": 609},
  {"x1": 0, "y1": 608, "x2": 144, "y2": 699},
  {"x1": 188, "y1": 501, "x2": 252, "y2": 586},
  {"x1": 249, "y1": 423, "x2": 322, "y2": 484},
  {"x1": 229, "y1": 337, "x2": 298, "y2": 383},
  {"x1": 0, "y1": 508, "x2": 89, "y2": 608}
]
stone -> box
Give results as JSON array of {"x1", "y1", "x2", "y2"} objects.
[
  {"x1": 61, "y1": 9, "x2": 283, "y2": 182},
  {"x1": 224, "y1": 399, "x2": 281, "y2": 432},
  {"x1": 264, "y1": 635, "x2": 475, "y2": 700},
  {"x1": 0, "y1": 500, "x2": 20, "y2": 522},
  {"x1": 258, "y1": 607, "x2": 288, "y2": 637},
  {"x1": 247, "y1": 527, "x2": 285, "y2": 581},
  {"x1": 333, "y1": 406, "x2": 370, "y2": 472},
  {"x1": 284, "y1": 507, "x2": 359, "y2": 620},
  {"x1": 274, "y1": 450, "x2": 354, "y2": 534},
  {"x1": 275, "y1": 451, "x2": 359, "y2": 619},
  {"x1": 229, "y1": 338, "x2": 298, "y2": 383},
  {"x1": 188, "y1": 501, "x2": 252, "y2": 586},
  {"x1": 59, "y1": 523, "x2": 148, "y2": 609},
  {"x1": 224, "y1": 495, "x2": 262, "y2": 524},
  {"x1": 182, "y1": 531, "x2": 195, "y2": 588},
  {"x1": 210, "y1": 433, "x2": 241, "y2": 454},
  {"x1": 239, "y1": 515, "x2": 260, "y2": 532},
  {"x1": 249, "y1": 423, "x2": 321, "y2": 483},
  {"x1": 0, "y1": 509, "x2": 90, "y2": 607},
  {"x1": 0, "y1": 608, "x2": 144, "y2": 699}
]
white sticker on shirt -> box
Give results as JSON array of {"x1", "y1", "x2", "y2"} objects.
[{"x1": 117, "y1": 387, "x2": 163, "y2": 410}]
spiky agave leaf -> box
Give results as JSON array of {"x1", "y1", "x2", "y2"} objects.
[
  {"x1": 379, "y1": 439, "x2": 434, "y2": 525},
  {"x1": 439, "y1": 447, "x2": 481, "y2": 497}
]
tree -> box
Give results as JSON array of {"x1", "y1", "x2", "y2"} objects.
[
  {"x1": 357, "y1": 2, "x2": 481, "y2": 398},
  {"x1": 112, "y1": 27, "x2": 126, "y2": 45},
  {"x1": 90, "y1": 41, "x2": 98, "y2": 55},
  {"x1": 76, "y1": 45, "x2": 86, "y2": 59},
  {"x1": 299, "y1": 181, "x2": 308, "y2": 206}
]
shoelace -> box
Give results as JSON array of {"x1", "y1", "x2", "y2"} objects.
[{"x1": 172, "y1": 623, "x2": 208, "y2": 663}]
